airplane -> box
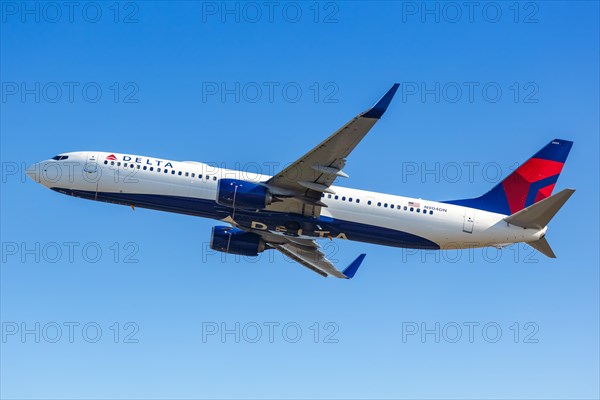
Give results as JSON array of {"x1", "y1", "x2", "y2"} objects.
[{"x1": 26, "y1": 84, "x2": 575, "y2": 279}]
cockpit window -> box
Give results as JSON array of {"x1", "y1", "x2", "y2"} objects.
[{"x1": 51, "y1": 155, "x2": 69, "y2": 161}]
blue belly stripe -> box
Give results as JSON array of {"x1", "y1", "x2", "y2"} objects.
[{"x1": 52, "y1": 188, "x2": 440, "y2": 250}]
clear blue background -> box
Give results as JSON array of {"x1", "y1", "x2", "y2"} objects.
[{"x1": 1, "y1": 1, "x2": 598, "y2": 399}]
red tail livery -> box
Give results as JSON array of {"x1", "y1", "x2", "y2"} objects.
[{"x1": 446, "y1": 139, "x2": 573, "y2": 215}]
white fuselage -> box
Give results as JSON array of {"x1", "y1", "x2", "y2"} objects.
[{"x1": 27, "y1": 151, "x2": 547, "y2": 250}]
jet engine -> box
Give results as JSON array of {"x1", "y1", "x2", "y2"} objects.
[
  {"x1": 216, "y1": 179, "x2": 273, "y2": 209},
  {"x1": 210, "y1": 226, "x2": 266, "y2": 256}
]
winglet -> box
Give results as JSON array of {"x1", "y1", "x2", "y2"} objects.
[
  {"x1": 342, "y1": 254, "x2": 366, "y2": 279},
  {"x1": 362, "y1": 84, "x2": 400, "y2": 119}
]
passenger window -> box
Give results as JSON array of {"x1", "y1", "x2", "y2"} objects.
[
  {"x1": 423, "y1": 209, "x2": 427, "y2": 214},
  {"x1": 213, "y1": 176, "x2": 217, "y2": 181},
  {"x1": 104, "y1": 160, "x2": 108, "y2": 165},
  {"x1": 172, "y1": 170, "x2": 176, "y2": 175},
  {"x1": 178, "y1": 171, "x2": 182, "y2": 176},
  {"x1": 150, "y1": 167, "x2": 154, "y2": 171},
  {"x1": 377, "y1": 202, "x2": 381, "y2": 207},
  {"x1": 335, "y1": 195, "x2": 339, "y2": 200},
  {"x1": 157, "y1": 168, "x2": 161, "y2": 172},
  {"x1": 136, "y1": 165, "x2": 140, "y2": 169},
  {"x1": 117, "y1": 162, "x2": 121, "y2": 166},
  {"x1": 349, "y1": 198, "x2": 353, "y2": 202},
  {"x1": 356, "y1": 199, "x2": 360, "y2": 204},
  {"x1": 390, "y1": 204, "x2": 394, "y2": 209},
  {"x1": 185, "y1": 172, "x2": 189, "y2": 177},
  {"x1": 368, "y1": 200, "x2": 372, "y2": 205},
  {"x1": 404, "y1": 206, "x2": 407, "y2": 211},
  {"x1": 342, "y1": 197, "x2": 346, "y2": 201},
  {"x1": 328, "y1": 194, "x2": 332, "y2": 199},
  {"x1": 164, "y1": 169, "x2": 168, "y2": 173},
  {"x1": 191, "y1": 173, "x2": 195, "y2": 178},
  {"x1": 429, "y1": 210, "x2": 433, "y2": 215},
  {"x1": 143, "y1": 166, "x2": 147, "y2": 170},
  {"x1": 410, "y1": 207, "x2": 414, "y2": 212}
]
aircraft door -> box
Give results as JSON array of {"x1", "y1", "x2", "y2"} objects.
[
  {"x1": 462, "y1": 209, "x2": 475, "y2": 233},
  {"x1": 83, "y1": 152, "x2": 101, "y2": 195}
]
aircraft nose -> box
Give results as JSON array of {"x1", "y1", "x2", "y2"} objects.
[{"x1": 26, "y1": 163, "x2": 40, "y2": 182}]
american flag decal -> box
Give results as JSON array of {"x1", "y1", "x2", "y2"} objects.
[{"x1": 408, "y1": 201, "x2": 420, "y2": 208}]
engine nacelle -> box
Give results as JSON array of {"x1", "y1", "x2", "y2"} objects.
[
  {"x1": 216, "y1": 178, "x2": 272, "y2": 209},
  {"x1": 210, "y1": 226, "x2": 266, "y2": 256}
]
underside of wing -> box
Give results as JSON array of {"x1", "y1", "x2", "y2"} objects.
[
  {"x1": 237, "y1": 227, "x2": 366, "y2": 279},
  {"x1": 270, "y1": 241, "x2": 366, "y2": 279},
  {"x1": 264, "y1": 84, "x2": 399, "y2": 216}
]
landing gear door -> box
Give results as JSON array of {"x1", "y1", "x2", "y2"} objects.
[{"x1": 462, "y1": 209, "x2": 475, "y2": 233}]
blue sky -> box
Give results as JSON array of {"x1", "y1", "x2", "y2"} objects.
[{"x1": 1, "y1": 1, "x2": 599, "y2": 399}]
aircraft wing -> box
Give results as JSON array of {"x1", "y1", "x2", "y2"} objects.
[
  {"x1": 270, "y1": 241, "x2": 366, "y2": 279},
  {"x1": 263, "y1": 84, "x2": 399, "y2": 215},
  {"x1": 241, "y1": 228, "x2": 365, "y2": 279}
]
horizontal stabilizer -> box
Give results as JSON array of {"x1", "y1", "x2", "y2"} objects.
[
  {"x1": 504, "y1": 188, "x2": 575, "y2": 229},
  {"x1": 528, "y1": 237, "x2": 556, "y2": 258}
]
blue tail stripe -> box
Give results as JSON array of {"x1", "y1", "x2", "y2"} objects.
[
  {"x1": 524, "y1": 174, "x2": 559, "y2": 208},
  {"x1": 533, "y1": 139, "x2": 573, "y2": 163},
  {"x1": 444, "y1": 185, "x2": 511, "y2": 215}
]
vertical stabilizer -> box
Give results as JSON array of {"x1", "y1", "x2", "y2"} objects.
[{"x1": 445, "y1": 139, "x2": 573, "y2": 215}]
